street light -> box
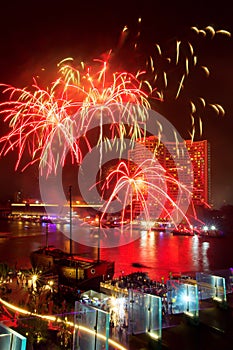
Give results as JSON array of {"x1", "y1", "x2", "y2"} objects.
[{"x1": 69, "y1": 185, "x2": 72, "y2": 256}]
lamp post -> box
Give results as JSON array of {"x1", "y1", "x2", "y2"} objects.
[
  {"x1": 186, "y1": 284, "x2": 190, "y2": 312},
  {"x1": 45, "y1": 222, "x2": 49, "y2": 248},
  {"x1": 94, "y1": 309, "x2": 99, "y2": 350},
  {"x1": 69, "y1": 185, "x2": 72, "y2": 256},
  {"x1": 97, "y1": 211, "x2": 101, "y2": 263}
]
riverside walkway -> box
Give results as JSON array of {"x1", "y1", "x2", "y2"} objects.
[
  {"x1": 1, "y1": 273, "x2": 233, "y2": 349},
  {"x1": 129, "y1": 293, "x2": 233, "y2": 350}
]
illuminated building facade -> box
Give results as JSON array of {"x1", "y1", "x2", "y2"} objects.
[
  {"x1": 185, "y1": 140, "x2": 210, "y2": 206},
  {"x1": 128, "y1": 136, "x2": 210, "y2": 212}
]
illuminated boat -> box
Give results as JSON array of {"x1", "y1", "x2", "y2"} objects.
[
  {"x1": 198, "y1": 228, "x2": 224, "y2": 238},
  {"x1": 30, "y1": 246, "x2": 115, "y2": 291},
  {"x1": 30, "y1": 187, "x2": 115, "y2": 290},
  {"x1": 172, "y1": 229, "x2": 194, "y2": 236}
]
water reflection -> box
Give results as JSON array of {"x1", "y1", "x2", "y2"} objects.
[
  {"x1": 202, "y1": 241, "x2": 210, "y2": 271},
  {"x1": 0, "y1": 220, "x2": 232, "y2": 281},
  {"x1": 191, "y1": 235, "x2": 199, "y2": 269}
]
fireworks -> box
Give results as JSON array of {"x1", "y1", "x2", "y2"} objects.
[
  {"x1": 139, "y1": 24, "x2": 231, "y2": 140},
  {"x1": 0, "y1": 80, "x2": 82, "y2": 173},
  {"x1": 99, "y1": 158, "x2": 192, "y2": 229},
  {"x1": 0, "y1": 22, "x2": 230, "y2": 232},
  {"x1": 0, "y1": 59, "x2": 154, "y2": 175},
  {"x1": 0, "y1": 23, "x2": 230, "y2": 171}
]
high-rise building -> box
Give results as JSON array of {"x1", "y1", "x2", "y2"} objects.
[
  {"x1": 185, "y1": 139, "x2": 211, "y2": 206},
  {"x1": 128, "y1": 136, "x2": 210, "y2": 211}
]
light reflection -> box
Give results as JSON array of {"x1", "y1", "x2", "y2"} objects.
[
  {"x1": 202, "y1": 241, "x2": 210, "y2": 271},
  {"x1": 191, "y1": 235, "x2": 199, "y2": 268},
  {"x1": 148, "y1": 231, "x2": 155, "y2": 244},
  {"x1": 139, "y1": 230, "x2": 156, "y2": 265},
  {"x1": 140, "y1": 231, "x2": 149, "y2": 247},
  {"x1": 0, "y1": 298, "x2": 127, "y2": 350}
]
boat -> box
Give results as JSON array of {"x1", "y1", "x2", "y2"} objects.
[
  {"x1": 30, "y1": 246, "x2": 65, "y2": 271},
  {"x1": 57, "y1": 255, "x2": 115, "y2": 290},
  {"x1": 172, "y1": 229, "x2": 194, "y2": 236},
  {"x1": 30, "y1": 187, "x2": 115, "y2": 291},
  {"x1": 30, "y1": 246, "x2": 115, "y2": 291},
  {"x1": 198, "y1": 229, "x2": 224, "y2": 238}
]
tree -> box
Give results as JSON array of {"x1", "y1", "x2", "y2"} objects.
[{"x1": 0, "y1": 262, "x2": 10, "y2": 278}]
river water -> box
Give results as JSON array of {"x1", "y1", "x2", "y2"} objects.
[{"x1": 0, "y1": 220, "x2": 232, "y2": 281}]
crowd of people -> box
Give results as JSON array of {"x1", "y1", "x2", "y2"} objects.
[
  {"x1": 114, "y1": 271, "x2": 168, "y2": 297},
  {"x1": 0, "y1": 267, "x2": 196, "y2": 348},
  {"x1": 110, "y1": 271, "x2": 169, "y2": 316},
  {"x1": 76, "y1": 271, "x2": 173, "y2": 345}
]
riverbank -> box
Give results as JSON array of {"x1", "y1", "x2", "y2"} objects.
[{"x1": 1, "y1": 268, "x2": 233, "y2": 349}]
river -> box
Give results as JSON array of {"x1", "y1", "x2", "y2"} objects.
[{"x1": 0, "y1": 220, "x2": 233, "y2": 281}]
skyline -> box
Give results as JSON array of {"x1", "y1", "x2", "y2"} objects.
[{"x1": 0, "y1": 1, "x2": 232, "y2": 209}]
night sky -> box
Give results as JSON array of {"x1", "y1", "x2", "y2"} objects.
[{"x1": 0, "y1": 0, "x2": 232, "y2": 208}]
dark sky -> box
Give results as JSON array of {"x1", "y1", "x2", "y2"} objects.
[{"x1": 0, "y1": 0, "x2": 232, "y2": 208}]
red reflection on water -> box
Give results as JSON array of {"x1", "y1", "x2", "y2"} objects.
[
  {"x1": 0, "y1": 221, "x2": 233, "y2": 281},
  {"x1": 101, "y1": 231, "x2": 194, "y2": 280}
]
